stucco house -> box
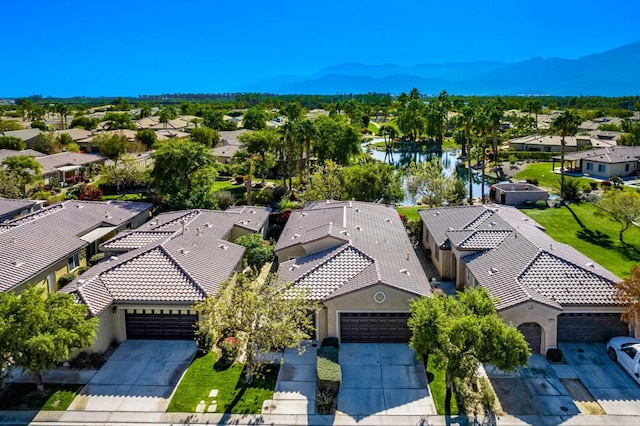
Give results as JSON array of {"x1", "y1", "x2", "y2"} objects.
[
  {"x1": 508, "y1": 134, "x2": 615, "y2": 152},
  {"x1": 557, "y1": 146, "x2": 640, "y2": 179},
  {"x1": 419, "y1": 205, "x2": 627, "y2": 355},
  {"x1": 61, "y1": 206, "x2": 270, "y2": 352},
  {"x1": 0, "y1": 200, "x2": 152, "y2": 296},
  {"x1": 489, "y1": 183, "x2": 548, "y2": 206},
  {"x1": 276, "y1": 200, "x2": 431, "y2": 343},
  {"x1": 35, "y1": 152, "x2": 106, "y2": 185}
]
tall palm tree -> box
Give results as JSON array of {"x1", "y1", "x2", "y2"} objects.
[
  {"x1": 461, "y1": 103, "x2": 477, "y2": 204},
  {"x1": 486, "y1": 98, "x2": 505, "y2": 179},
  {"x1": 295, "y1": 119, "x2": 317, "y2": 184},
  {"x1": 279, "y1": 121, "x2": 297, "y2": 191},
  {"x1": 551, "y1": 110, "x2": 582, "y2": 203},
  {"x1": 474, "y1": 108, "x2": 491, "y2": 203}
]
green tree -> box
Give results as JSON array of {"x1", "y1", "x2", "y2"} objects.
[
  {"x1": 313, "y1": 115, "x2": 361, "y2": 165},
  {"x1": 202, "y1": 110, "x2": 225, "y2": 130},
  {"x1": 0, "y1": 286, "x2": 99, "y2": 393},
  {"x1": 0, "y1": 169, "x2": 25, "y2": 198},
  {"x1": 95, "y1": 133, "x2": 129, "y2": 165},
  {"x1": 473, "y1": 108, "x2": 491, "y2": 202},
  {"x1": 0, "y1": 136, "x2": 26, "y2": 150},
  {"x1": 460, "y1": 102, "x2": 477, "y2": 202},
  {"x1": 150, "y1": 139, "x2": 219, "y2": 209},
  {"x1": 57, "y1": 133, "x2": 73, "y2": 146},
  {"x1": 409, "y1": 287, "x2": 529, "y2": 414},
  {"x1": 243, "y1": 107, "x2": 268, "y2": 130},
  {"x1": 342, "y1": 161, "x2": 404, "y2": 203},
  {"x1": 101, "y1": 157, "x2": 148, "y2": 190},
  {"x1": 551, "y1": 110, "x2": 582, "y2": 203},
  {"x1": 32, "y1": 133, "x2": 62, "y2": 154},
  {"x1": 2, "y1": 155, "x2": 43, "y2": 185},
  {"x1": 69, "y1": 116, "x2": 99, "y2": 130},
  {"x1": 425, "y1": 90, "x2": 450, "y2": 143},
  {"x1": 189, "y1": 127, "x2": 219, "y2": 147},
  {"x1": 404, "y1": 160, "x2": 465, "y2": 207},
  {"x1": 196, "y1": 273, "x2": 315, "y2": 383},
  {"x1": 135, "y1": 129, "x2": 158, "y2": 149},
  {"x1": 597, "y1": 189, "x2": 640, "y2": 243},
  {"x1": 0, "y1": 120, "x2": 24, "y2": 131},
  {"x1": 281, "y1": 102, "x2": 303, "y2": 122},
  {"x1": 238, "y1": 128, "x2": 279, "y2": 185},
  {"x1": 396, "y1": 88, "x2": 425, "y2": 142},
  {"x1": 53, "y1": 103, "x2": 70, "y2": 130},
  {"x1": 614, "y1": 265, "x2": 640, "y2": 330},
  {"x1": 304, "y1": 160, "x2": 343, "y2": 202},
  {"x1": 158, "y1": 106, "x2": 177, "y2": 129},
  {"x1": 295, "y1": 119, "x2": 317, "y2": 183},
  {"x1": 486, "y1": 97, "x2": 506, "y2": 178},
  {"x1": 103, "y1": 112, "x2": 135, "y2": 131},
  {"x1": 234, "y1": 233, "x2": 275, "y2": 269}
]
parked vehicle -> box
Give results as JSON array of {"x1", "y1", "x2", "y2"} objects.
[{"x1": 607, "y1": 337, "x2": 640, "y2": 384}]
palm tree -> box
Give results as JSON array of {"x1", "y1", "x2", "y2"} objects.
[
  {"x1": 486, "y1": 98, "x2": 505, "y2": 179},
  {"x1": 279, "y1": 121, "x2": 297, "y2": 191},
  {"x1": 295, "y1": 119, "x2": 317, "y2": 184},
  {"x1": 474, "y1": 108, "x2": 491, "y2": 203},
  {"x1": 461, "y1": 103, "x2": 477, "y2": 204},
  {"x1": 54, "y1": 103, "x2": 70, "y2": 130},
  {"x1": 551, "y1": 110, "x2": 582, "y2": 203}
]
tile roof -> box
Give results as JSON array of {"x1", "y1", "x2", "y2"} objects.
[
  {"x1": 36, "y1": 152, "x2": 105, "y2": 175},
  {"x1": 0, "y1": 149, "x2": 46, "y2": 162},
  {"x1": 277, "y1": 201, "x2": 430, "y2": 300},
  {"x1": 420, "y1": 204, "x2": 620, "y2": 311},
  {"x1": 561, "y1": 146, "x2": 640, "y2": 164},
  {"x1": 62, "y1": 207, "x2": 270, "y2": 315},
  {"x1": 0, "y1": 198, "x2": 37, "y2": 221},
  {"x1": 0, "y1": 200, "x2": 153, "y2": 293}
]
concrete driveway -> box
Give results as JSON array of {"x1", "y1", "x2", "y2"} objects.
[
  {"x1": 556, "y1": 342, "x2": 640, "y2": 415},
  {"x1": 68, "y1": 340, "x2": 197, "y2": 412},
  {"x1": 337, "y1": 343, "x2": 436, "y2": 417}
]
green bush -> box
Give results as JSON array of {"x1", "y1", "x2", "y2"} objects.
[
  {"x1": 235, "y1": 233, "x2": 274, "y2": 269},
  {"x1": 321, "y1": 337, "x2": 340, "y2": 349},
  {"x1": 88, "y1": 253, "x2": 105, "y2": 266},
  {"x1": 317, "y1": 347, "x2": 341, "y2": 396},
  {"x1": 215, "y1": 190, "x2": 235, "y2": 210},
  {"x1": 57, "y1": 273, "x2": 76, "y2": 288},
  {"x1": 253, "y1": 188, "x2": 273, "y2": 205},
  {"x1": 76, "y1": 266, "x2": 90, "y2": 275}
]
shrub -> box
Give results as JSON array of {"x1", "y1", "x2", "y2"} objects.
[
  {"x1": 601, "y1": 180, "x2": 612, "y2": 187},
  {"x1": 589, "y1": 182, "x2": 598, "y2": 190},
  {"x1": 88, "y1": 253, "x2": 105, "y2": 266},
  {"x1": 30, "y1": 121, "x2": 48, "y2": 131},
  {"x1": 77, "y1": 266, "x2": 90, "y2": 275},
  {"x1": 68, "y1": 352, "x2": 106, "y2": 369},
  {"x1": 317, "y1": 346, "x2": 339, "y2": 363},
  {"x1": 316, "y1": 350, "x2": 341, "y2": 396},
  {"x1": 219, "y1": 336, "x2": 241, "y2": 362},
  {"x1": 271, "y1": 185, "x2": 287, "y2": 202},
  {"x1": 253, "y1": 188, "x2": 273, "y2": 205},
  {"x1": 316, "y1": 391, "x2": 336, "y2": 415},
  {"x1": 57, "y1": 273, "x2": 76, "y2": 288},
  {"x1": 32, "y1": 190, "x2": 52, "y2": 200},
  {"x1": 321, "y1": 337, "x2": 340, "y2": 350},
  {"x1": 235, "y1": 233, "x2": 275, "y2": 269},
  {"x1": 215, "y1": 190, "x2": 235, "y2": 210}
]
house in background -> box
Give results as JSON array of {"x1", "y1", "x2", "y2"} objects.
[
  {"x1": 276, "y1": 201, "x2": 431, "y2": 343},
  {"x1": 0, "y1": 198, "x2": 40, "y2": 223},
  {"x1": 0, "y1": 200, "x2": 152, "y2": 296},
  {"x1": 61, "y1": 206, "x2": 270, "y2": 352},
  {"x1": 508, "y1": 134, "x2": 615, "y2": 152},
  {"x1": 35, "y1": 151, "x2": 106, "y2": 185},
  {"x1": 1, "y1": 128, "x2": 42, "y2": 147},
  {"x1": 557, "y1": 146, "x2": 640, "y2": 179},
  {"x1": 490, "y1": 183, "x2": 548, "y2": 206},
  {"x1": 213, "y1": 129, "x2": 249, "y2": 163},
  {"x1": 419, "y1": 205, "x2": 626, "y2": 354}
]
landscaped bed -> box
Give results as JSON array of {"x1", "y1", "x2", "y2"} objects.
[
  {"x1": 426, "y1": 365, "x2": 458, "y2": 415},
  {"x1": 167, "y1": 352, "x2": 279, "y2": 414},
  {"x1": 0, "y1": 383, "x2": 82, "y2": 411}
]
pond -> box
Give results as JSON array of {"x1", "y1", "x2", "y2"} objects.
[{"x1": 362, "y1": 139, "x2": 494, "y2": 205}]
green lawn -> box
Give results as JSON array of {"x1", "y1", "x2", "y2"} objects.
[
  {"x1": 167, "y1": 352, "x2": 279, "y2": 414},
  {"x1": 514, "y1": 162, "x2": 594, "y2": 193},
  {"x1": 101, "y1": 193, "x2": 147, "y2": 201},
  {"x1": 397, "y1": 206, "x2": 423, "y2": 221},
  {"x1": 426, "y1": 365, "x2": 458, "y2": 415},
  {"x1": 0, "y1": 383, "x2": 81, "y2": 411},
  {"x1": 521, "y1": 203, "x2": 640, "y2": 278}
]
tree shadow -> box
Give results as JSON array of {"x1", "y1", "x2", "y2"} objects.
[
  {"x1": 563, "y1": 205, "x2": 585, "y2": 229},
  {"x1": 576, "y1": 228, "x2": 614, "y2": 249},
  {"x1": 616, "y1": 243, "x2": 640, "y2": 262}
]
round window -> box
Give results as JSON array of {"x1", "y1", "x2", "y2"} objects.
[{"x1": 373, "y1": 290, "x2": 387, "y2": 304}]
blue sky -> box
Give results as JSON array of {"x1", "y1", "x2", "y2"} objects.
[{"x1": 2, "y1": 0, "x2": 639, "y2": 97}]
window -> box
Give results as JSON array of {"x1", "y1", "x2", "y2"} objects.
[
  {"x1": 598, "y1": 164, "x2": 606, "y2": 173},
  {"x1": 623, "y1": 346, "x2": 637, "y2": 360},
  {"x1": 626, "y1": 164, "x2": 630, "y2": 172},
  {"x1": 68, "y1": 254, "x2": 80, "y2": 271},
  {"x1": 586, "y1": 162, "x2": 593, "y2": 171}
]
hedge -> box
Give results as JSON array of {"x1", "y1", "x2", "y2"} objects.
[
  {"x1": 497, "y1": 151, "x2": 555, "y2": 161},
  {"x1": 317, "y1": 347, "x2": 341, "y2": 395}
]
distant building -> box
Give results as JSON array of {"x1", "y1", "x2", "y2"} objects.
[
  {"x1": 557, "y1": 146, "x2": 640, "y2": 179},
  {"x1": 509, "y1": 134, "x2": 615, "y2": 152},
  {"x1": 490, "y1": 183, "x2": 548, "y2": 206}
]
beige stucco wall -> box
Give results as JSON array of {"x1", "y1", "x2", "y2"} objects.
[
  {"x1": 581, "y1": 160, "x2": 637, "y2": 178},
  {"x1": 499, "y1": 302, "x2": 562, "y2": 354},
  {"x1": 421, "y1": 225, "x2": 453, "y2": 280},
  {"x1": 11, "y1": 247, "x2": 88, "y2": 295},
  {"x1": 492, "y1": 188, "x2": 548, "y2": 206},
  {"x1": 276, "y1": 245, "x2": 306, "y2": 263},
  {"x1": 318, "y1": 284, "x2": 419, "y2": 342}
]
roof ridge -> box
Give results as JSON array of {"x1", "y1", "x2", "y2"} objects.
[{"x1": 158, "y1": 245, "x2": 209, "y2": 299}]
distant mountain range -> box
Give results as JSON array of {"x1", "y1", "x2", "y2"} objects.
[{"x1": 243, "y1": 42, "x2": 640, "y2": 96}]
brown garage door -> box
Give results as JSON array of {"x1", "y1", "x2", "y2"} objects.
[
  {"x1": 125, "y1": 311, "x2": 197, "y2": 340},
  {"x1": 518, "y1": 323, "x2": 542, "y2": 354},
  {"x1": 557, "y1": 313, "x2": 628, "y2": 343},
  {"x1": 340, "y1": 312, "x2": 411, "y2": 343}
]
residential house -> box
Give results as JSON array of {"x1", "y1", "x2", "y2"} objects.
[
  {"x1": 0, "y1": 198, "x2": 39, "y2": 223},
  {"x1": 61, "y1": 206, "x2": 270, "y2": 352},
  {"x1": 0, "y1": 200, "x2": 152, "y2": 296},
  {"x1": 489, "y1": 183, "x2": 548, "y2": 206},
  {"x1": 1, "y1": 128, "x2": 42, "y2": 147},
  {"x1": 556, "y1": 146, "x2": 640, "y2": 179},
  {"x1": 276, "y1": 201, "x2": 431, "y2": 343},
  {"x1": 0, "y1": 149, "x2": 46, "y2": 162},
  {"x1": 35, "y1": 152, "x2": 106, "y2": 185},
  {"x1": 212, "y1": 129, "x2": 249, "y2": 163},
  {"x1": 419, "y1": 205, "x2": 626, "y2": 354},
  {"x1": 508, "y1": 135, "x2": 615, "y2": 152}
]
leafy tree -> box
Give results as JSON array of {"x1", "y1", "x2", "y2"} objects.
[
  {"x1": 614, "y1": 265, "x2": 640, "y2": 330},
  {"x1": 30, "y1": 121, "x2": 48, "y2": 131},
  {"x1": 597, "y1": 189, "x2": 640, "y2": 243},
  {"x1": 486, "y1": 97, "x2": 506, "y2": 177},
  {"x1": 196, "y1": 273, "x2": 315, "y2": 383},
  {"x1": 57, "y1": 133, "x2": 73, "y2": 146},
  {"x1": 304, "y1": 160, "x2": 343, "y2": 202},
  {"x1": 69, "y1": 116, "x2": 99, "y2": 130},
  {"x1": 409, "y1": 287, "x2": 529, "y2": 414},
  {"x1": 342, "y1": 161, "x2": 404, "y2": 203},
  {"x1": 473, "y1": 107, "x2": 491, "y2": 202},
  {"x1": 32, "y1": 133, "x2": 62, "y2": 154},
  {"x1": 396, "y1": 88, "x2": 426, "y2": 142},
  {"x1": 279, "y1": 121, "x2": 300, "y2": 191},
  {"x1": 189, "y1": 127, "x2": 219, "y2": 147},
  {"x1": 281, "y1": 102, "x2": 303, "y2": 122},
  {"x1": 112, "y1": 97, "x2": 131, "y2": 111},
  {"x1": 101, "y1": 157, "x2": 148, "y2": 190},
  {"x1": 103, "y1": 112, "x2": 135, "y2": 130},
  {"x1": 0, "y1": 136, "x2": 26, "y2": 150},
  {"x1": 65, "y1": 143, "x2": 81, "y2": 153},
  {"x1": 243, "y1": 107, "x2": 268, "y2": 130},
  {"x1": 158, "y1": 106, "x2": 177, "y2": 129},
  {"x1": 425, "y1": 90, "x2": 450, "y2": 143},
  {"x1": 202, "y1": 109, "x2": 225, "y2": 130},
  {"x1": 150, "y1": 139, "x2": 219, "y2": 209},
  {"x1": 135, "y1": 129, "x2": 157, "y2": 149},
  {"x1": 405, "y1": 159, "x2": 465, "y2": 207},
  {"x1": 551, "y1": 110, "x2": 582, "y2": 202},
  {"x1": 2, "y1": 155, "x2": 43, "y2": 184},
  {"x1": 234, "y1": 233, "x2": 275, "y2": 269},
  {"x1": 313, "y1": 115, "x2": 361, "y2": 165},
  {"x1": 95, "y1": 133, "x2": 129, "y2": 165},
  {"x1": 0, "y1": 286, "x2": 99, "y2": 393},
  {"x1": 0, "y1": 120, "x2": 24, "y2": 131}
]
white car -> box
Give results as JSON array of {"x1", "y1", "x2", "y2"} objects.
[{"x1": 607, "y1": 336, "x2": 640, "y2": 384}]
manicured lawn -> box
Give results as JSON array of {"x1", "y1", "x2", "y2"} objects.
[
  {"x1": 0, "y1": 383, "x2": 81, "y2": 411},
  {"x1": 397, "y1": 206, "x2": 423, "y2": 221},
  {"x1": 426, "y1": 365, "x2": 458, "y2": 415},
  {"x1": 521, "y1": 203, "x2": 640, "y2": 278},
  {"x1": 514, "y1": 162, "x2": 594, "y2": 193},
  {"x1": 101, "y1": 193, "x2": 147, "y2": 201},
  {"x1": 167, "y1": 352, "x2": 279, "y2": 414}
]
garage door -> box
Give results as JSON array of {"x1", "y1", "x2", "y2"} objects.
[
  {"x1": 339, "y1": 312, "x2": 411, "y2": 343},
  {"x1": 518, "y1": 323, "x2": 542, "y2": 354},
  {"x1": 557, "y1": 313, "x2": 628, "y2": 343},
  {"x1": 125, "y1": 310, "x2": 197, "y2": 340}
]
